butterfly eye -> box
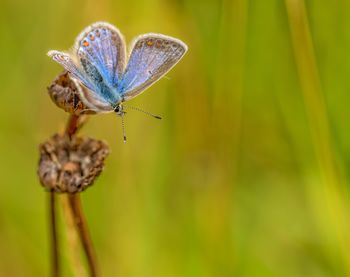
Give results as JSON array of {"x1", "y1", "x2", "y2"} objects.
[{"x1": 89, "y1": 33, "x2": 95, "y2": 41}]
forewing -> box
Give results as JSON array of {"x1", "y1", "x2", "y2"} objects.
[
  {"x1": 47, "y1": 50, "x2": 114, "y2": 112},
  {"x1": 119, "y1": 34, "x2": 188, "y2": 101},
  {"x1": 47, "y1": 50, "x2": 96, "y2": 92},
  {"x1": 75, "y1": 22, "x2": 126, "y2": 86}
]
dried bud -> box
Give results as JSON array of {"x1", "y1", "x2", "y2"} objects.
[
  {"x1": 38, "y1": 134, "x2": 110, "y2": 193},
  {"x1": 48, "y1": 71, "x2": 96, "y2": 115}
]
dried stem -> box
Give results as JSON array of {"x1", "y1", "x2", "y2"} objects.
[
  {"x1": 48, "y1": 113, "x2": 99, "y2": 277},
  {"x1": 49, "y1": 190, "x2": 59, "y2": 277},
  {"x1": 48, "y1": 114, "x2": 80, "y2": 277},
  {"x1": 65, "y1": 114, "x2": 100, "y2": 277},
  {"x1": 66, "y1": 114, "x2": 81, "y2": 139},
  {"x1": 61, "y1": 195, "x2": 88, "y2": 277},
  {"x1": 68, "y1": 194, "x2": 100, "y2": 277}
]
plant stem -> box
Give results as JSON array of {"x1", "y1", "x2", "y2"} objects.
[
  {"x1": 66, "y1": 114, "x2": 80, "y2": 139},
  {"x1": 68, "y1": 194, "x2": 100, "y2": 277},
  {"x1": 61, "y1": 195, "x2": 88, "y2": 277},
  {"x1": 49, "y1": 114, "x2": 80, "y2": 277},
  {"x1": 65, "y1": 114, "x2": 100, "y2": 277},
  {"x1": 50, "y1": 190, "x2": 59, "y2": 277}
]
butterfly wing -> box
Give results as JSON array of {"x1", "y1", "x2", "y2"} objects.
[
  {"x1": 75, "y1": 21, "x2": 126, "y2": 86},
  {"x1": 48, "y1": 22, "x2": 127, "y2": 111},
  {"x1": 118, "y1": 34, "x2": 188, "y2": 101},
  {"x1": 47, "y1": 50, "x2": 96, "y2": 92},
  {"x1": 48, "y1": 51, "x2": 116, "y2": 112}
]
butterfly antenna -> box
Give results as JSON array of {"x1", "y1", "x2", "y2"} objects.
[
  {"x1": 121, "y1": 113, "x2": 127, "y2": 143},
  {"x1": 123, "y1": 104, "x2": 162, "y2": 120}
]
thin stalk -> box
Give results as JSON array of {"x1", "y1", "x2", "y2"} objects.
[
  {"x1": 61, "y1": 195, "x2": 87, "y2": 277},
  {"x1": 68, "y1": 194, "x2": 100, "y2": 277},
  {"x1": 50, "y1": 190, "x2": 59, "y2": 277},
  {"x1": 64, "y1": 114, "x2": 100, "y2": 277},
  {"x1": 66, "y1": 114, "x2": 81, "y2": 139}
]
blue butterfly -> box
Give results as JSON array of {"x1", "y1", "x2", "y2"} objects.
[{"x1": 48, "y1": 22, "x2": 188, "y2": 141}]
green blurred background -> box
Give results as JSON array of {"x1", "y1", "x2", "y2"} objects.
[{"x1": 1, "y1": 0, "x2": 350, "y2": 276}]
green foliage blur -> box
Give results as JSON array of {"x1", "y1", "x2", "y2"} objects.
[{"x1": 1, "y1": 0, "x2": 350, "y2": 276}]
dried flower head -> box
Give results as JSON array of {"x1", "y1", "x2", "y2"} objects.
[
  {"x1": 48, "y1": 71, "x2": 96, "y2": 115},
  {"x1": 38, "y1": 134, "x2": 110, "y2": 193}
]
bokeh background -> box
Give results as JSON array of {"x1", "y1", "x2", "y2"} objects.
[{"x1": 1, "y1": 0, "x2": 350, "y2": 276}]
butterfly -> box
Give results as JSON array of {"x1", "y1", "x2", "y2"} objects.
[{"x1": 48, "y1": 21, "x2": 188, "y2": 141}]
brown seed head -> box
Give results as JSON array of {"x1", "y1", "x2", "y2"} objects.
[
  {"x1": 38, "y1": 134, "x2": 110, "y2": 193},
  {"x1": 47, "y1": 71, "x2": 96, "y2": 115}
]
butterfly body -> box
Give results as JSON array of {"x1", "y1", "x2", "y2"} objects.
[{"x1": 48, "y1": 22, "x2": 188, "y2": 114}]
